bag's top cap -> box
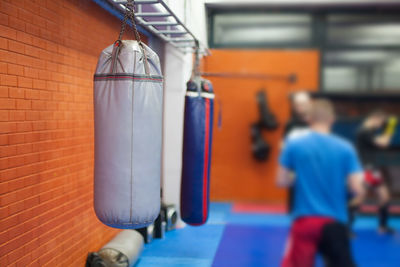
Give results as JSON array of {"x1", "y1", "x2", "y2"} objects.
[{"x1": 187, "y1": 78, "x2": 214, "y2": 94}]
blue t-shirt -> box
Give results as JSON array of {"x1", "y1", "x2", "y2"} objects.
[{"x1": 280, "y1": 130, "x2": 362, "y2": 223}]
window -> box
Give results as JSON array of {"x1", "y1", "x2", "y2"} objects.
[
  {"x1": 208, "y1": 9, "x2": 400, "y2": 92},
  {"x1": 326, "y1": 14, "x2": 400, "y2": 47},
  {"x1": 211, "y1": 13, "x2": 313, "y2": 48},
  {"x1": 323, "y1": 50, "x2": 400, "y2": 91},
  {"x1": 323, "y1": 14, "x2": 400, "y2": 92}
]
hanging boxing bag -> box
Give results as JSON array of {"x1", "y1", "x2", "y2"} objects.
[
  {"x1": 93, "y1": 1, "x2": 163, "y2": 229},
  {"x1": 250, "y1": 123, "x2": 271, "y2": 161},
  {"x1": 181, "y1": 78, "x2": 214, "y2": 226},
  {"x1": 256, "y1": 90, "x2": 279, "y2": 130}
]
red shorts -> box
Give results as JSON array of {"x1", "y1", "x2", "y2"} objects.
[
  {"x1": 364, "y1": 169, "x2": 383, "y2": 187},
  {"x1": 282, "y1": 217, "x2": 334, "y2": 267}
]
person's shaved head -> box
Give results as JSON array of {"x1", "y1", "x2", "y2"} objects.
[
  {"x1": 291, "y1": 91, "x2": 312, "y2": 121},
  {"x1": 310, "y1": 99, "x2": 335, "y2": 124},
  {"x1": 293, "y1": 91, "x2": 311, "y2": 104}
]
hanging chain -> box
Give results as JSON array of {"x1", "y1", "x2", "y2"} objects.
[
  {"x1": 117, "y1": 0, "x2": 142, "y2": 44},
  {"x1": 192, "y1": 40, "x2": 200, "y2": 78},
  {"x1": 128, "y1": 1, "x2": 143, "y2": 44},
  {"x1": 117, "y1": 0, "x2": 130, "y2": 41},
  {"x1": 116, "y1": 0, "x2": 149, "y2": 75}
]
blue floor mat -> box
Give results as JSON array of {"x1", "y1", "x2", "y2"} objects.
[
  {"x1": 226, "y1": 213, "x2": 291, "y2": 227},
  {"x1": 207, "y1": 202, "x2": 232, "y2": 225},
  {"x1": 211, "y1": 223, "x2": 400, "y2": 267},
  {"x1": 137, "y1": 203, "x2": 400, "y2": 267},
  {"x1": 137, "y1": 224, "x2": 225, "y2": 267},
  {"x1": 352, "y1": 229, "x2": 400, "y2": 267},
  {"x1": 212, "y1": 224, "x2": 288, "y2": 267}
]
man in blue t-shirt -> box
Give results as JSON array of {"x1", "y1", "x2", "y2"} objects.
[{"x1": 277, "y1": 99, "x2": 365, "y2": 267}]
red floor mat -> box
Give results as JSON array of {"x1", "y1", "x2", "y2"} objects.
[
  {"x1": 232, "y1": 203, "x2": 400, "y2": 215},
  {"x1": 360, "y1": 204, "x2": 400, "y2": 214}
]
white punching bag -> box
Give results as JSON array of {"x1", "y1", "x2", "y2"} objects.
[{"x1": 93, "y1": 1, "x2": 163, "y2": 229}]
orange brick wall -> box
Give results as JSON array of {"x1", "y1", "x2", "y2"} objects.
[{"x1": 0, "y1": 1, "x2": 148, "y2": 266}]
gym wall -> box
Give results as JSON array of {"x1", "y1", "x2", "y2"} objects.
[
  {"x1": 0, "y1": 1, "x2": 149, "y2": 266},
  {"x1": 204, "y1": 49, "x2": 319, "y2": 203}
]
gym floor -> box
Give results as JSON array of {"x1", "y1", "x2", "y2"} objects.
[{"x1": 136, "y1": 203, "x2": 400, "y2": 267}]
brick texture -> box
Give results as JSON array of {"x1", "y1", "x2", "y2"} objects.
[{"x1": 0, "y1": 0, "x2": 148, "y2": 266}]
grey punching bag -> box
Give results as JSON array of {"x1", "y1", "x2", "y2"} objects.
[
  {"x1": 93, "y1": 1, "x2": 163, "y2": 229},
  {"x1": 98, "y1": 230, "x2": 144, "y2": 267}
]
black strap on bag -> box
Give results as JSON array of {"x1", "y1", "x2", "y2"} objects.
[{"x1": 110, "y1": 0, "x2": 149, "y2": 75}]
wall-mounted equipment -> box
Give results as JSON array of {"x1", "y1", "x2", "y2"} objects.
[
  {"x1": 98, "y1": 0, "x2": 209, "y2": 54},
  {"x1": 251, "y1": 90, "x2": 279, "y2": 161}
]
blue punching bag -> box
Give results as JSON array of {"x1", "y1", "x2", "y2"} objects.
[{"x1": 181, "y1": 78, "x2": 214, "y2": 226}]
